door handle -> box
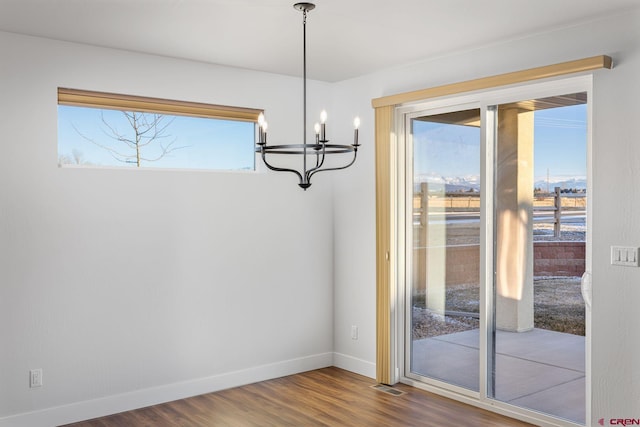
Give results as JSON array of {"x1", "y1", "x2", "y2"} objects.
[{"x1": 580, "y1": 271, "x2": 592, "y2": 309}]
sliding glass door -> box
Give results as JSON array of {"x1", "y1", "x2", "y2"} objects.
[
  {"x1": 489, "y1": 94, "x2": 587, "y2": 424},
  {"x1": 406, "y1": 107, "x2": 482, "y2": 393},
  {"x1": 403, "y1": 87, "x2": 588, "y2": 425}
]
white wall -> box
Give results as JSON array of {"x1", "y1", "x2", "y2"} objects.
[
  {"x1": 332, "y1": 7, "x2": 640, "y2": 425},
  {"x1": 0, "y1": 32, "x2": 337, "y2": 426}
]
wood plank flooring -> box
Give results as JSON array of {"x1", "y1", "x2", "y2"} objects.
[{"x1": 61, "y1": 367, "x2": 534, "y2": 427}]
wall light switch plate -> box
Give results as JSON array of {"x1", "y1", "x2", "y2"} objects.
[{"x1": 611, "y1": 246, "x2": 640, "y2": 267}]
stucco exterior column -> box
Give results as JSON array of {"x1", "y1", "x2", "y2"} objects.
[
  {"x1": 425, "y1": 183, "x2": 446, "y2": 315},
  {"x1": 495, "y1": 106, "x2": 534, "y2": 332}
]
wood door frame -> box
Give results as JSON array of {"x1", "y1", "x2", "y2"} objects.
[{"x1": 372, "y1": 56, "x2": 610, "y2": 387}]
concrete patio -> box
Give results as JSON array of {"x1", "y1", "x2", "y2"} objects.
[{"x1": 412, "y1": 328, "x2": 585, "y2": 424}]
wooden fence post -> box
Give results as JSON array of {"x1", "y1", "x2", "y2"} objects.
[
  {"x1": 419, "y1": 183, "x2": 429, "y2": 244},
  {"x1": 554, "y1": 186, "x2": 562, "y2": 238}
]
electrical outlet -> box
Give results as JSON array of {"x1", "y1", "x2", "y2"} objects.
[
  {"x1": 351, "y1": 325, "x2": 358, "y2": 340},
  {"x1": 30, "y1": 369, "x2": 42, "y2": 388}
]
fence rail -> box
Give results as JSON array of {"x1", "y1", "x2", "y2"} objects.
[{"x1": 414, "y1": 185, "x2": 585, "y2": 238}]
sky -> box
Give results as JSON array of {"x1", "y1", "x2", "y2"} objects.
[
  {"x1": 533, "y1": 104, "x2": 587, "y2": 181},
  {"x1": 58, "y1": 105, "x2": 255, "y2": 170},
  {"x1": 413, "y1": 103, "x2": 587, "y2": 184}
]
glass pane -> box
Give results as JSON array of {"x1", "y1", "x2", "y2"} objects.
[
  {"x1": 58, "y1": 105, "x2": 255, "y2": 170},
  {"x1": 409, "y1": 108, "x2": 481, "y2": 391},
  {"x1": 491, "y1": 93, "x2": 586, "y2": 424}
]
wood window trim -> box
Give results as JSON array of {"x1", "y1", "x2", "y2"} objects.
[
  {"x1": 58, "y1": 88, "x2": 262, "y2": 122},
  {"x1": 372, "y1": 55, "x2": 611, "y2": 109},
  {"x1": 375, "y1": 105, "x2": 394, "y2": 385},
  {"x1": 372, "y1": 55, "x2": 612, "y2": 385}
]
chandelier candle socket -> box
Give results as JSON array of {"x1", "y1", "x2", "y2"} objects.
[
  {"x1": 320, "y1": 109, "x2": 327, "y2": 142},
  {"x1": 255, "y1": 2, "x2": 361, "y2": 190}
]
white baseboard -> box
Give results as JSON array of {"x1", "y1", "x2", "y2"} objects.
[
  {"x1": 332, "y1": 352, "x2": 376, "y2": 379},
  {"x1": 0, "y1": 353, "x2": 333, "y2": 427}
]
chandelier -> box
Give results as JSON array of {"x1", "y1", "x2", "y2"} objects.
[{"x1": 255, "y1": 2, "x2": 361, "y2": 190}]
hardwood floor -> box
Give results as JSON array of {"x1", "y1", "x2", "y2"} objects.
[{"x1": 61, "y1": 367, "x2": 533, "y2": 426}]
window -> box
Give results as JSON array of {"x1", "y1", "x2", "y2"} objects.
[{"x1": 57, "y1": 88, "x2": 261, "y2": 170}]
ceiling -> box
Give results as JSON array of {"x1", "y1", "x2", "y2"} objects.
[{"x1": 0, "y1": 0, "x2": 637, "y2": 82}]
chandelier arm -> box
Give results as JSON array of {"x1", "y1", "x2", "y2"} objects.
[
  {"x1": 305, "y1": 144, "x2": 327, "y2": 175},
  {"x1": 259, "y1": 150, "x2": 304, "y2": 184},
  {"x1": 307, "y1": 149, "x2": 358, "y2": 181}
]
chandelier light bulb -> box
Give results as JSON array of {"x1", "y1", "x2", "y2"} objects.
[
  {"x1": 258, "y1": 113, "x2": 265, "y2": 126},
  {"x1": 354, "y1": 117, "x2": 361, "y2": 129},
  {"x1": 314, "y1": 122, "x2": 321, "y2": 134},
  {"x1": 320, "y1": 110, "x2": 327, "y2": 124}
]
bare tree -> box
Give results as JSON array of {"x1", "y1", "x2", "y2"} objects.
[
  {"x1": 74, "y1": 111, "x2": 185, "y2": 167},
  {"x1": 58, "y1": 149, "x2": 92, "y2": 166}
]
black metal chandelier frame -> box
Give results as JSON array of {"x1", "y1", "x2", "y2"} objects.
[{"x1": 255, "y1": 2, "x2": 360, "y2": 190}]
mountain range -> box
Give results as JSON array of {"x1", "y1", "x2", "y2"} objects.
[{"x1": 415, "y1": 174, "x2": 586, "y2": 192}]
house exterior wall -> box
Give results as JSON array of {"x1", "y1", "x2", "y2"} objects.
[
  {"x1": 412, "y1": 241, "x2": 585, "y2": 287},
  {"x1": 535, "y1": 242, "x2": 585, "y2": 277}
]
